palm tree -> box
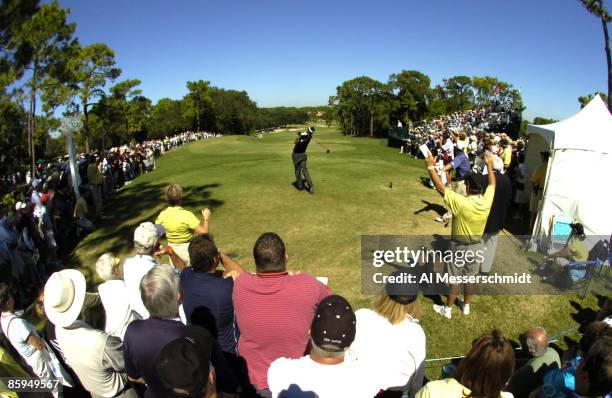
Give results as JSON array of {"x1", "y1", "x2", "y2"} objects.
[{"x1": 579, "y1": 0, "x2": 612, "y2": 111}]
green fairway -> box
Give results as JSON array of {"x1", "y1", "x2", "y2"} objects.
[{"x1": 72, "y1": 125, "x2": 600, "y2": 379}]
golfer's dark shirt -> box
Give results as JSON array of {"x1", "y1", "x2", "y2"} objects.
[
  {"x1": 484, "y1": 171, "x2": 512, "y2": 234},
  {"x1": 293, "y1": 133, "x2": 312, "y2": 154}
]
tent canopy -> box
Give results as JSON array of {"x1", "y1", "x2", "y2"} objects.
[
  {"x1": 527, "y1": 95, "x2": 612, "y2": 153},
  {"x1": 525, "y1": 95, "x2": 612, "y2": 242}
]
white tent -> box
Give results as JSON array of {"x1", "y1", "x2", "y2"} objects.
[{"x1": 525, "y1": 95, "x2": 612, "y2": 246}]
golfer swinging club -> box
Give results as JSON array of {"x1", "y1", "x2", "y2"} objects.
[{"x1": 292, "y1": 126, "x2": 315, "y2": 194}]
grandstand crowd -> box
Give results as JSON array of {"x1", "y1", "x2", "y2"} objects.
[{"x1": 0, "y1": 118, "x2": 610, "y2": 398}]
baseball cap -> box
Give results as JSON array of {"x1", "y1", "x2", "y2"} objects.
[
  {"x1": 133, "y1": 222, "x2": 159, "y2": 249},
  {"x1": 156, "y1": 326, "x2": 213, "y2": 397},
  {"x1": 385, "y1": 270, "x2": 420, "y2": 304},
  {"x1": 311, "y1": 295, "x2": 356, "y2": 352},
  {"x1": 465, "y1": 173, "x2": 487, "y2": 193}
]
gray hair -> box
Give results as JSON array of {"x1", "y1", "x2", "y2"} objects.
[
  {"x1": 309, "y1": 338, "x2": 346, "y2": 359},
  {"x1": 95, "y1": 253, "x2": 120, "y2": 282},
  {"x1": 140, "y1": 264, "x2": 180, "y2": 318}
]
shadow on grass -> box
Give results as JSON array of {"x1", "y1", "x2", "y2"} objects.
[
  {"x1": 70, "y1": 181, "x2": 224, "y2": 269},
  {"x1": 414, "y1": 200, "x2": 446, "y2": 218}
]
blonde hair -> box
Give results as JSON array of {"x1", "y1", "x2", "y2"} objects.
[
  {"x1": 96, "y1": 253, "x2": 120, "y2": 282},
  {"x1": 165, "y1": 184, "x2": 183, "y2": 206},
  {"x1": 373, "y1": 291, "x2": 421, "y2": 325}
]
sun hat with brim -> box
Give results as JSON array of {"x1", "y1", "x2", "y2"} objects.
[{"x1": 44, "y1": 269, "x2": 86, "y2": 328}]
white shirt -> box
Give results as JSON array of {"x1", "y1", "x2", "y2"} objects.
[
  {"x1": 268, "y1": 355, "x2": 380, "y2": 398},
  {"x1": 1, "y1": 313, "x2": 39, "y2": 358},
  {"x1": 442, "y1": 139, "x2": 454, "y2": 159},
  {"x1": 122, "y1": 255, "x2": 158, "y2": 319},
  {"x1": 98, "y1": 280, "x2": 141, "y2": 339},
  {"x1": 347, "y1": 308, "x2": 426, "y2": 396},
  {"x1": 31, "y1": 190, "x2": 46, "y2": 218}
]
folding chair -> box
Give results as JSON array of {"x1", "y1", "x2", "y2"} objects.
[
  {"x1": 588, "y1": 239, "x2": 610, "y2": 283},
  {"x1": 566, "y1": 259, "x2": 604, "y2": 299}
]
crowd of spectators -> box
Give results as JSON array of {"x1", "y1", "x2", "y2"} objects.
[
  {"x1": 0, "y1": 132, "x2": 220, "y2": 308},
  {"x1": 0, "y1": 120, "x2": 610, "y2": 398},
  {"x1": 402, "y1": 108, "x2": 536, "y2": 230}
]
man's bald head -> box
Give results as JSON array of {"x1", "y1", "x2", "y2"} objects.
[{"x1": 526, "y1": 327, "x2": 548, "y2": 357}]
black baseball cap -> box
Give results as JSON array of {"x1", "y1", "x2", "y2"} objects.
[
  {"x1": 465, "y1": 173, "x2": 487, "y2": 193},
  {"x1": 385, "y1": 270, "x2": 420, "y2": 305},
  {"x1": 311, "y1": 295, "x2": 356, "y2": 352},
  {"x1": 156, "y1": 326, "x2": 213, "y2": 397}
]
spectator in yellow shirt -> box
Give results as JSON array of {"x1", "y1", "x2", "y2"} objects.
[
  {"x1": 425, "y1": 151, "x2": 496, "y2": 319},
  {"x1": 542, "y1": 222, "x2": 589, "y2": 286},
  {"x1": 500, "y1": 139, "x2": 512, "y2": 171},
  {"x1": 155, "y1": 184, "x2": 211, "y2": 266}
]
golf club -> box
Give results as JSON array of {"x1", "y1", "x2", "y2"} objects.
[{"x1": 312, "y1": 137, "x2": 331, "y2": 154}]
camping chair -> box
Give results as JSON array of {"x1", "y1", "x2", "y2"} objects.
[
  {"x1": 588, "y1": 239, "x2": 610, "y2": 283},
  {"x1": 566, "y1": 259, "x2": 605, "y2": 299}
]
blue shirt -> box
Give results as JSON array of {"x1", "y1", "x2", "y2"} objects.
[
  {"x1": 450, "y1": 152, "x2": 471, "y2": 180},
  {"x1": 123, "y1": 318, "x2": 185, "y2": 398},
  {"x1": 180, "y1": 268, "x2": 239, "y2": 354}
]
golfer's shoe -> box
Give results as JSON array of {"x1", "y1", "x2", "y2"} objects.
[
  {"x1": 433, "y1": 304, "x2": 452, "y2": 319},
  {"x1": 308, "y1": 187, "x2": 314, "y2": 194},
  {"x1": 456, "y1": 299, "x2": 470, "y2": 315}
]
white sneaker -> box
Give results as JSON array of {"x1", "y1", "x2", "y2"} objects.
[
  {"x1": 457, "y1": 299, "x2": 470, "y2": 315},
  {"x1": 433, "y1": 304, "x2": 452, "y2": 319}
]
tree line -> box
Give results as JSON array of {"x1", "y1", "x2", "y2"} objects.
[
  {"x1": 0, "y1": 0, "x2": 320, "y2": 177},
  {"x1": 327, "y1": 71, "x2": 525, "y2": 137}
]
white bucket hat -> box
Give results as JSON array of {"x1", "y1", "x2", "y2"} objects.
[{"x1": 44, "y1": 269, "x2": 86, "y2": 327}]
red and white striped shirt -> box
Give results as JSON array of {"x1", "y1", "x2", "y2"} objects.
[{"x1": 233, "y1": 272, "x2": 331, "y2": 389}]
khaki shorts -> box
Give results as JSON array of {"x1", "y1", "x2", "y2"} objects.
[
  {"x1": 446, "y1": 240, "x2": 483, "y2": 279},
  {"x1": 168, "y1": 241, "x2": 191, "y2": 267}
]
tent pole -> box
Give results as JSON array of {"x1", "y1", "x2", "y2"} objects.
[{"x1": 531, "y1": 149, "x2": 555, "y2": 249}]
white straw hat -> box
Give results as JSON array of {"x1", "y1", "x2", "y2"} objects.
[{"x1": 44, "y1": 269, "x2": 86, "y2": 327}]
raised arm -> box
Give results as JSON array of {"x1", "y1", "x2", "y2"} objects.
[
  {"x1": 194, "y1": 208, "x2": 211, "y2": 235},
  {"x1": 485, "y1": 152, "x2": 496, "y2": 189},
  {"x1": 425, "y1": 153, "x2": 446, "y2": 196},
  {"x1": 219, "y1": 252, "x2": 246, "y2": 275},
  {"x1": 155, "y1": 245, "x2": 187, "y2": 271}
]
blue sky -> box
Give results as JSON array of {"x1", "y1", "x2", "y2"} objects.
[{"x1": 58, "y1": 0, "x2": 610, "y2": 121}]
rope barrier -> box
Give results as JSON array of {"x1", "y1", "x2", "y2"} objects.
[{"x1": 423, "y1": 325, "x2": 582, "y2": 365}]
